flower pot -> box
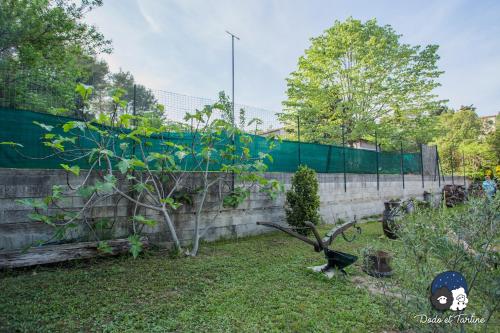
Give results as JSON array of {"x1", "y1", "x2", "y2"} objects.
[{"x1": 363, "y1": 250, "x2": 393, "y2": 278}]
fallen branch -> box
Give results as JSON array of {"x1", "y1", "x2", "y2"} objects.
[{"x1": 0, "y1": 237, "x2": 149, "y2": 269}]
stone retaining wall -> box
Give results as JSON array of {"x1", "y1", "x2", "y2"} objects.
[{"x1": 0, "y1": 168, "x2": 457, "y2": 251}]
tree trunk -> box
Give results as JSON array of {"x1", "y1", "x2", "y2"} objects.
[
  {"x1": 189, "y1": 185, "x2": 209, "y2": 256},
  {"x1": 0, "y1": 237, "x2": 149, "y2": 269},
  {"x1": 161, "y1": 207, "x2": 182, "y2": 251}
]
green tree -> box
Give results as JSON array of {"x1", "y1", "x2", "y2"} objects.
[
  {"x1": 281, "y1": 18, "x2": 444, "y2": 147},
  {"x1": 11, "y1": 85, "x2": 281, "y2": 256},
  {"x1": 487, "y1": 113, "x2": 500, "y2": 164},
  {"x1": 0, "y1": 0, "x2": 111, "y2": 113},
  {"x1": 285, "y1": 165, "x2": 321, "y2": 235},
  {"x1": 109, "y1": 70, "x2": 157, "y2": 112},
  {"x1": 435, "y1": 106, "x2": 495, "y2": 178}
]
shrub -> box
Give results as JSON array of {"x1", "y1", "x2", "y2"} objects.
[
  {"x1": 375, "y1": 197, "x2": 499, "y2": 332},
  {"x1": 285, "y1": 165, "x2": 321, "y2": 234}
]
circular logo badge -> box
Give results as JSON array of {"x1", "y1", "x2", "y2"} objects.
[{"x1": 430, "y1": 271, "x2": 468, "y2": 311}]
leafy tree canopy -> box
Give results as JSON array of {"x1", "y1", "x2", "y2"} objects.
[
  {"x1": 0, "y1": 0, "x2": 111, "y2": 112},
  {"x1": 0, "y1": 0, "x2": 111, "y2": 65},
  {"x1": 110, "y1": 70, "x2": 158, "y2": 113},
  {"x1": 434, "y1": 105, "x2": 497, "y2": 178},
  {"x1": 281, "y1": 18, "x2": 445, "y2": 148},
  {"x1": 0, "y1": 0, "x2": 161, "y2": 122}
]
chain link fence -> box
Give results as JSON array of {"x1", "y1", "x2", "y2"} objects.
[{"x1": 0, "y1": 68, "x2": 451, "y2": 185}]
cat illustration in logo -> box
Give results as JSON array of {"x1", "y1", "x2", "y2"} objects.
[{"x1": 430, "y1": 271, "x2": 468, "y2": 311}]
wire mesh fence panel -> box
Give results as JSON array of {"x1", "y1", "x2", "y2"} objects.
[
  {"x1": 152, "y1": 89, "x2": 282, "y2": 134},
  {"x1": 0, "y1": 67, "x2": 428, "y2": 175},
  {"x1": 379, "y1": 151, "x2": 402, "y2": 174},
  {"x1": 0, "y1": 68, "x2": 78, "y2": 114},
  {"x1": 0, "y1": 108, "x2": 427, "y2": 174},
  {"x1": 403, "y1": 153, "x2": 422, "y2": 174}
]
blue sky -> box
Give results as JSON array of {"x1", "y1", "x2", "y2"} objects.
[{"x1": 86, "y1": 0, "x2": 500, "y2": 117}]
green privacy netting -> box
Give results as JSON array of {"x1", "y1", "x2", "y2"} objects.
[{"x1": 0, "y1": 108, "x2": 422, "y2": 174}]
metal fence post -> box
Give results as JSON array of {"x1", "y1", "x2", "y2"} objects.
[
  {"x1": 439, "y1": 149, "x2": 445, "y2": 183},
  {"x1": 451, "y1": 149, "x2": 455, "y2": 185},
  {"x1": 132, "y1": 84, "x2": 137, "y2": 119},
  {"x1": 436, "y1": 146, "x2": 441, "y2": 187},
  {"x1": 132, "y1": 84, "x2": 137, "y2": 156},
  {"x1": 297, "y1": 115, "x2": 301, "y2": 167},
  {"x1": 375, "y1": 130, "x2": 379, "y2": 191},
  {"x1": 462, "y1": 152, "x2": 466, "y2": 187},
  {"x1": 127, "y1": 85, "x2": 138, "y2": 219},
  {"x1": 400, "y1": 141, "x2": 405, "y2": 189},
  {"x1": 420, "y1": 143, "x2": 425, "y2": 188},
  {"x1": 325, "y1": 145, "x2": 332, "y2": 173},
  {"x1": 342, "y1": 124, "x2": 347, "y2": 192}
]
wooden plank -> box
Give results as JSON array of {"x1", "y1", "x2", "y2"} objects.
[{"x1": 0, "y1": 237, "x2": 149, "y2": 269}]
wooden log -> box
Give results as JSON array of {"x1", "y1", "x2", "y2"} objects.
[{"x1": 0, "y1": 237, "x2": 149, "y2": 269}]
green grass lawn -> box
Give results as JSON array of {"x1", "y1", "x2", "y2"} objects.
[{"x1": 3, "y1": 219, "x2": 488, "y2": 333}]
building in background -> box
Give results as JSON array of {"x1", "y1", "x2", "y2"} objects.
[
  {"x1": 259, "y1": 127, "x2": 287, "y2": 137},
  {"x1": 350, "y1": 139, "x2": 377, "y2": 151},
  {"x1": 480, "y1": 114, "x2": 497, "y2": 134}
]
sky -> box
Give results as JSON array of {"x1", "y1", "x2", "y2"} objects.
[{"x1": 85, "y1": 0, "x2": 500, "y2": 117}]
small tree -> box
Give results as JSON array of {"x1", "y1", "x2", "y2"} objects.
[
  {"x1": 285, "y1": 165, "x2": 321, "y2": 234},
  {"x1": 6, "y1": 84, "x2": 281, "y2": 257},
  {"x1": 372, "y1": 197, "x2": 499, "y2": 332}
]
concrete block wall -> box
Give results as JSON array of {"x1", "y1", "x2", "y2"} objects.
[{"x1": 0, "y1": 168, "x2": 456, "y2": 251}]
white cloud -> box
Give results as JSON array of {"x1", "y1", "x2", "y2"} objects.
[{"x1": 136, "y1": 0, "x2": 162, "y2": 33}]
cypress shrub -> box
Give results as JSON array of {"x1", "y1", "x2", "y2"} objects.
[{"x1": 285, "y1": 165, "x2": 321, "y2": 234}]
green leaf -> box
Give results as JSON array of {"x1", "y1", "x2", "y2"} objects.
[
  {"x1": 133, "y1": 182, "x2": 154, "y2": 193},
  {"x1": 62, "y1": 121, "x2": 86, "y2": 133},
  {"x1": 130, "y1": 159, "x2": 146, "y2": 168},
  {"x1": 48, "y1": 108, "x2": 70, "y2": 115},
  {"x1": 27, "y1": 213, "x2": 54, "y2": 225},
  {"x1": 43, "y1": 141, "x2": 65, "y2": 151},
  {"x1": 94, "y1": 180, "x2": 114, "y2": 194},
  {"x1": 99, "y1": 149, "x2": 114, "y2": 157},
  {"x1": 0, "y1": 141, "x2": 23, "y2": 147},
  {"x1": 94, "y1": 218, "x2": 111, "y2": 230},
  {"x1": 128, "y1": 235, "x2": 143, "y2": 258},
  {"x1": 223, "y1": 188, "x2": 250, "y2": 208},
  {"x1": 33, "y1": 121, "x2": 54, "y2": 131},
  {"x1": 75, "y1": 83, "x2": 93, "y2": 100},
  {"x1": 51, "y1": 185, "x2": 64, "y2": 200},
  {"x1": 96, "y1": 113, "x2": 110, "y2": 124},
  {"x1": 103, "y1": 174, "x2": 116, "y2": 184},
  {"x1": 60, "y1": 164, "x2": 80, "y2": 176},
  {"x1": 133, "y1": 215, "x2": 158, "y2": 227},
  {"x1": 97, "y1": 241, "x2": 113, "y2": 254},
  {"x1": 160, "y1": 197, "x2": 182, "y2": 210},
  {"x1": 117, "y1": 159, "x2": 131, "y2": 174},
  {"x1": 77, "y1": 186, "x2": 95, "y2": 199},
  {"x1": 16, "y1": 198, "x2": 48, "y2": 209}
]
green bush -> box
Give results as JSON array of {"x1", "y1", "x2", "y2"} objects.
[
  {"x1": 285, "y1": 165, "x2": 321, "y2": 234},
  {"x1": 377, "y1": 197, "x2": 500, "y2": 332}
]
